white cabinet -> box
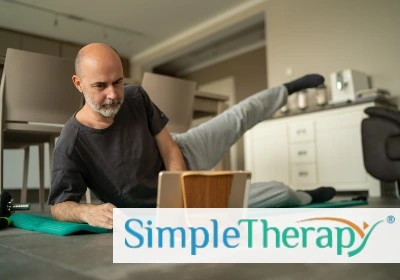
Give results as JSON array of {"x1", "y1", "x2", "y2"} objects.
[
  {"x1": 244, "y1": 102, "x2": 382, "y2": 196},
  {"x1": 244, "y1": 119, "x2": 290, "y2": 184},
  {"x1": 288, "y1": 120, "x2": 318, "y2": 188}
]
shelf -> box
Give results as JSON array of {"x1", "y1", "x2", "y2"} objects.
[
  {"x1": 193, "y1": 91, "x2": 228, "y2": 119},
  {"x1": 273, "y1": 96, "x2": 398, "y2": 120}
]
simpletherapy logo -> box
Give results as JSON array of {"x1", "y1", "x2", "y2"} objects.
[
  {"x1": 113, "y1": 209, "x2": 399, "y2": 263},
  {"x1": 122, "y1": 215, "x2": 388, "y2": 257},
  {"x1": 295, "y1": 216, "x2": 386, "y2": 257}
]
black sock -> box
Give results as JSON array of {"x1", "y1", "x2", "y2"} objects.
[
  {"x1": 284, "y1": 74, "x2": 325, "y2": 95},
  {"x1": 303, "y1": 186, "x2": 336, "y2": 203}
]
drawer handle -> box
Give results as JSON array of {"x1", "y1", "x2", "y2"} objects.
[
  {"x1": 296, "y1": 129, "x2": 307, "y2": 135},
  {"x1": 297, "y1": 150, "x2": 307, "y2": 156},
  {"x1": 298, "y1": 171, "x2": 308, "y2": 176}
]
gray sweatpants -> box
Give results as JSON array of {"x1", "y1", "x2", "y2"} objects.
[{"x1": 172, "y1": 85, "x2": 311, "y2": 207}]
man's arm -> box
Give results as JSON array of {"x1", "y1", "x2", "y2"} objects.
[
  {"x1": 50, "y1": 201, "x2": 115, "y2": 229},
  {"x1": 154, "y1": 127, "x2": 187, "y2": 171}
]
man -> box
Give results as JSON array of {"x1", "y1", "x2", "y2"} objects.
[{"x1": 49, "y1": 43, "x2": 335, "y2": 229}]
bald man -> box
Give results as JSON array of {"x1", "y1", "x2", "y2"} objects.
[{"x1": 49, "y1": 43, "x2": 335, "y2": 229}]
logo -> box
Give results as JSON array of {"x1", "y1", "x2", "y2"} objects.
[
  {"x1": 296, "y1": 217, "x2": 384, "y2": 257},
  {"x1": 113, "y1": 209, "x2": 399, "y2": 263}
]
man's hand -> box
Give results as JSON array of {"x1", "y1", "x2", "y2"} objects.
[
  {"x1": 81, "y1": 203, "x2": 115, "y2": 229},
  {"x1": 50, "y1": 201, "x2": 116, "y2": 229}
]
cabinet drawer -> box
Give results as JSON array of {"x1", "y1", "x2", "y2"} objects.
[
  {"x1": 291, "y1": 164, "x2": 317, "y2": 185},
  {"x1": 289, "y1": 121, "x2": 314, "y2": 142},
  {"x1": 290, "y1": 142, "x2": 315, "y2": 163}
]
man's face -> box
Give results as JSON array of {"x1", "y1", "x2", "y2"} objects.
[
  {"x1": 74, "y1": 52, "x2": 125, "y2": 118},
  {"x1": 83, "y1": 84, "x2": 124, "y2": 118}
]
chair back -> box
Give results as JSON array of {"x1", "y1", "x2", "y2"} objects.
[
  {"x1": 141, "y1": 72, "x2": 196, "y2": 133},
  {"x1": 0, "y1": 48, "x2": 82, "y2": 127}
]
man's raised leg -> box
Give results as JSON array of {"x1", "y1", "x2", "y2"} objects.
[
  {"x1": 173, "y1": 74, "x2": 324, "y2": 170},
  {"x1": 171, "y1": 74, "x2": 335, "y2": 208}
]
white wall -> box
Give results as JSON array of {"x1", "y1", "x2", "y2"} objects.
[{"x1": 266, "y1": 0, "x2": 400, "y2": 99}]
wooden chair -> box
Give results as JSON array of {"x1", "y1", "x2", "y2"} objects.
[
  {"x1": 141, "y1": 72, "x2": 196, "y2": 133},
  {"x1": 0, "y1": 48, "x2": 83, "y2": 209}
]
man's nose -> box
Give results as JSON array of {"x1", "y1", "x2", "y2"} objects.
[{"x1": 106, "y1": 86, "x2": 118, "y2": 99}]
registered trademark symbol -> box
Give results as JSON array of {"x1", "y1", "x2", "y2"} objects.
[{"x1": 387, "y1": 215, "x2": 395, "y2": 224}]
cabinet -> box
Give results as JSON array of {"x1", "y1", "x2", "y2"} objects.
[
  {"x1": 244, "y1": 120, "x2": 290, "y2": 184},
  {"x1": 244, "y1": 102, "x2": 384, "y2": 197}
]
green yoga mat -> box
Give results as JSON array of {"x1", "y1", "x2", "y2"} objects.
[
  {"x1": 8, "y1": 200, "x2": 367, "y2": 235},
  {"x1": 9, "y1": 213, "x2": 112, "y2": 236},
  {"x1": 296, "y1": 199, "x2": 368, "y2": 208}
]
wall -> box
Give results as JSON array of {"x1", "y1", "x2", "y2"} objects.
[
  {"x1": 182, "y1": 46, "x2": 267, "y2": 169},
  {"x1": 266, "y1": 0, "x2": 400, "y2": 98},
  {"x1": 0, "y1": 27, "x2": 131, "y2": 75}
]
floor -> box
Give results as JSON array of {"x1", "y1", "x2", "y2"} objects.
[{"x1": 1, "y1": 196, "x2": 399, "y2": 280}]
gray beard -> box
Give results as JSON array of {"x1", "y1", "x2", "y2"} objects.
[{"x1": 83, "y1": 93, "x2": 123, "y2": 118}]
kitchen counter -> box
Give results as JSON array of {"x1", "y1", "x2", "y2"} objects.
[{"x1": 273, "y1": 95, "x2": 398, "y2": 119}]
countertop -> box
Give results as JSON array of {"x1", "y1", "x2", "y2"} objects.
[{"x1": 272, "y1": 95, "x2": 398, "y2": 120}]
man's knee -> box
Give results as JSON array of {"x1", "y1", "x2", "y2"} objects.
[{"x1": 248, "y1": 181, "x2": 297, "y2": 208}]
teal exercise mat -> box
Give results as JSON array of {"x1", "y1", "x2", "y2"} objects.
[
  {"x1": 296, "y1": 199, "x2": 368, "y2": 208},
  {"x1": 9, "y1": 213, "x2": 112, "y2": 236}
]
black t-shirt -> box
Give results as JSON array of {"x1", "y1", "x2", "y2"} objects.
[{"x1": 48, "y1": 85, "x2": 169, "y2": 207}]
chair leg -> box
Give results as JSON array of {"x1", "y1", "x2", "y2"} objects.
[
  {"x1": 49, "y1": 136, "x2": 55, "y2": 174},
  {"x1": 85, "y1": 189, "x2": 92, "y2": 204},
  {"x1": 396, "y1": 181, "x2": 400, "y2": 199},
  {"x1": 20, "y1": 146, "x2": 30, "y2": 203},
  {"x1": 0, "y1": 133, "x2": 3, "y2": 195},
  {"x1": 38, "y1": 144, "x2": 45, "y2": 211}
]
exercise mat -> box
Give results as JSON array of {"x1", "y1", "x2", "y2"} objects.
[
  {"x1": 9, "y1": 213, "x2": 111, "y2": 236},
  {"x1": 296, "y1": 199, "x2": 368, "y2": 208}
]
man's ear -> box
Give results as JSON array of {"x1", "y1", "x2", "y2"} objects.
[{"x1": 72, "y1": 75, "x2": 83, "y2": 93}]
